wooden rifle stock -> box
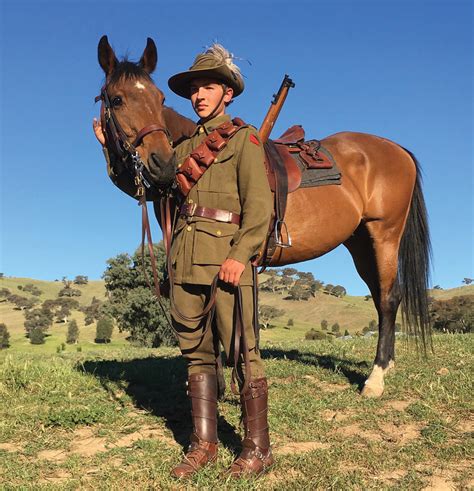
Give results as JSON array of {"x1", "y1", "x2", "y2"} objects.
[{"x1": 259, "y1": 74, "x2": 295, "y2": 143}]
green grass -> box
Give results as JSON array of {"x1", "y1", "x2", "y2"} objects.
[{"x1": 0, "y1": 334, "x2": 472, "y2": 489}]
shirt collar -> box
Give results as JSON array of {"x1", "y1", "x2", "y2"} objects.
[{"x1": 192, "y1": 114, "x2": 231, "y2": 137}]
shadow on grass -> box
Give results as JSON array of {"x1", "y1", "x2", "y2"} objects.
[
  {"x1": 79, "y1": 347, "x2": 370, "y2": 452},
  {"x1": 261, "y1": 347, "x2": 370, "y2": 390},
  {"x1": 79, "y1": 356, "x2": 242, "y2": 453}
]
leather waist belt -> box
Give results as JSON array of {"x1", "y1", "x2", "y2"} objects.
[{"x1": 180, "y1": 203, "x2": 241, "y2": 225}]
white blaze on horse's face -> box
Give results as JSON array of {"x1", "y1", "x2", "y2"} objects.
[{"x1": 134, "y1": 81, "x2": 146, "y2": 91}]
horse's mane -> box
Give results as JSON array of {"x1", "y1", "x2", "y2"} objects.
[{"x1": 108, "y1": 59, "x2": 152, "y2": 85}]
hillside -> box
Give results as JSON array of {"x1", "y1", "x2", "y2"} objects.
[
  {"x1": 0, "y1": 277, "x2": 127, "y2": 353},
  {"x1": 1, "y1": 276, "x2": 472, "y2": 351}
]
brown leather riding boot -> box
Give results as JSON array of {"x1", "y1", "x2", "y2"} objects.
[
  {"x1": 229, "y1": 377, "x2": 274, "y2": 477},
  {"x1": 171, "y1": 373, "x2": 219, "y2": 479}
]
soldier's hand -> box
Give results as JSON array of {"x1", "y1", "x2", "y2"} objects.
[
  {"x1": 219, "y1": 258, "x2": 245, "y2": 287},
  {"x1": 93, "y1": 117, "x2": 106, "y2": 146}
]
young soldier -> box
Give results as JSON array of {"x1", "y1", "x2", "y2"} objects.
[{"x1": 94, "y1": 44, "x2": 273, "y2": 479}]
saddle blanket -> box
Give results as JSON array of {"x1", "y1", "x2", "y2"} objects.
[{"x1": 297, "y1": 145, "x2": 341, "y2": 188}]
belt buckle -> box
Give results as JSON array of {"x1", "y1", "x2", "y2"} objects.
[{"x1": 186, "y1": 202, "x2": 197, "y2": 223}]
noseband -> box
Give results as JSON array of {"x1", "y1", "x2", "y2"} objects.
[{"x1": 95, "y1": 85, "x2": 171, "y2": 195}]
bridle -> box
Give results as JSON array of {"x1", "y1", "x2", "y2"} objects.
[{"x1": 95, "y1": 84, "x2": 171, "y2": 197}]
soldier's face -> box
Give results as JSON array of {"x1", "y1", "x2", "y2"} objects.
[{"x1": 190, "y1": 78, "x2": 233, "y2": 119}]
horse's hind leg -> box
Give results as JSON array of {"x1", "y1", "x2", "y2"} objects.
[{"x1": 344, "y1": 221, "x2": 402, "y2": 398}]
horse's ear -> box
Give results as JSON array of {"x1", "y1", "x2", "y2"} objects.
[
  {"x1": 139, "y1": 37, "x2": 158, "y2": 74},
  {"x1": 98, "y1": 35, "x2": 118, "y2": 76}
]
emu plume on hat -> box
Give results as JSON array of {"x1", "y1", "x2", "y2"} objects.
[{"x1": 168, "y1": 43, "x2": 245, "y2": 99}]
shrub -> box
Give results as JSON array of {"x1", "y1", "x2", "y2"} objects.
[
  {"x1": 30, "y1": 328, "x2": 45, "y2": 345},
  {"x1": 331, "y1": 322, "x2": 340, "y2": 333},
  {"x1": 321, "y1": 319, "x2": 328, "y2": 330},
  {"x1": 23, "y1": 284, "x2": 43, "y2": 296},
  {"x1": 95, "y1": 316, "x2": 114, "y2": 343},
  {"x1": 66, "y1": 320, "x2": 79, "y2": 344},
  {"x1": 287, "y1": 318, "x2": 294, "y2": 327},
  {"x1": 0, "y1": 323, "x2": 10, "y2": 349},
  {"x1": 305, "y1": 328, "x2": 327, "y2": 340}
]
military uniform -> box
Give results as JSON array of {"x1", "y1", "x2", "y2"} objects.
[
  {"x1": 104, "y1": 43, "x2": 275, "y2": 479},
  {"x1": 170, "y1": 114, "x2": 272, "y2": 379}
]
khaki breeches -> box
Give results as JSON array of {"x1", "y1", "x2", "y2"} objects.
[{"x1": 171, "y1": 282, "x2": 265, "y2": 378}]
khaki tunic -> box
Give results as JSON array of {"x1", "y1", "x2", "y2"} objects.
[{"x1": 170, "y1": 114, "x2": 273, "y2": 286}]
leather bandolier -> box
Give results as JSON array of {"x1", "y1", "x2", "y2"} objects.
[{"x1": 176, "y1": 118, "x2": 247, "y2": 197}]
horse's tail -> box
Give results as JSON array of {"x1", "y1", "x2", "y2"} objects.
[{"x1": 398, "y1": 148, "x2": 432, "y2": 352}]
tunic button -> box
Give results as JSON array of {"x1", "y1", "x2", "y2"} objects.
[
  {"x1": 186, "y1": 226, "x2": 192, "y2": 232},
  {"x1": 216, "y1": 230, "x2": 222, "y2": 236},
  {"x1": 188, "y1": 199, "x2": 193, "y2": 204}
]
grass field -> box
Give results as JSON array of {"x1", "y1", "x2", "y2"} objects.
[
  {"x1": 1, "y1": 277, "x2": 472, "y2": 488},
  {"x1": 0, "y1": 334, "x2": 472, "y2": 489}
]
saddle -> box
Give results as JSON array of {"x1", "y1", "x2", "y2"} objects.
[{"x1": 257, "y1": 125, "x2": 335, "y2": 267}]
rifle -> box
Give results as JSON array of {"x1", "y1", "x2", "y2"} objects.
[{"x1": 259, "y1": 74, "x2": 295, "y2": 143}]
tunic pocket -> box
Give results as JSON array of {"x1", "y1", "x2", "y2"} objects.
[{"x1": 192, "y1": 221, "x2": 238, "y2": 265}]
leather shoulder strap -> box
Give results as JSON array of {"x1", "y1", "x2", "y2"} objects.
[{"x1": 176, "y1": 118, "x2": 247, "y2": 196}]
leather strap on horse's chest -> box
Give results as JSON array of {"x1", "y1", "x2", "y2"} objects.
[{"x1": 176, "y1": 118, "x2": 246, "y2": 196}]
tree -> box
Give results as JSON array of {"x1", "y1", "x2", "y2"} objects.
[
  {"x1": 282, "y1": 267, "x2": 298, "y2": 277},
  {"x1": 430, "y1": 295, "x2": 473, "y2": 333},
  {"x1": 73, "y1": 275, "x2": 89, "y2": 285},
  {"x1": 462, "y1": 278, "x2": 473, "y2": 285},
  {"x1": 344, "y1": 329, "x2": 350, "y2": 336},
  {"x1": 24, "y1": 307, "x2": 53, "y2": 337},
  {"x1": 332, "y1": 285, "x2": 347, "y2": 298},
  {"x1": 0, "y1": 287, "x2": 11, "y2": 300},
  {"x1": 30, "y1": 328, "x2": 45, "y2": 345},
  {"x1": 58, "y1": 285, "x2": 82, "y2": 297},
  {"x1": 287, "y1": 318, "x2": 294, "y2": 327},
  {"x1": 432, "y1": 285, "x2": 443, "y2": 290},
  {"x1": 102, "y1": 242, "x2": 175, "y2": 347},
  {"x1": 331, "y1": 322, "x2": 340, "y2": 334},
  {"x1": 309, "y1": 280, "x2": 324, "y2": 296},
  {"x1": 364, "y1": 294, "x2": 372, "y2": 302},
  {"x1": 7, "y1": 294, "x2": 38, "y2": 311},
  {"x1": 56, "y1": 306, "x2": 71, "y2": 323},
  {"x1": 296, "y1": 271, "x2": 314, "y2": 282},
  {"x1": 286, "y1": 281, "x2": 311, "y2": 301},
  {"x1": 22, "y1": 284, "x2": 43, "y2": 296},
  {"x1": 258, "y1": 305, "x2": 285, "y2": 329},
  {"x1": 321, "y1": 319, "x2": 328, "y2": 331},
  {"x1": 324, "y1": 284, "x2": 335, "y2": 295},
  {"x1": 0, "y1": 323, "x2": 10, "y2": 349},
  {"x1": 66, "y1": 319, "x2": 79, "y2": 344},
  {"x1": 80, "y1": 297, "x2": 103, "y2": 325},
  {"x1": 95, "y1": 316, "x2": 114, "y2": 343}
]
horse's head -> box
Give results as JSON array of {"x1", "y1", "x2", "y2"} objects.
[{"x1": 97, "y1": 36, "x2": 176, "y2": 190}]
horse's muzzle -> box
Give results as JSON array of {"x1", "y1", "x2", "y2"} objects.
[{"x1": 149, "y1": 152, "x2": 177, "y2": 189}]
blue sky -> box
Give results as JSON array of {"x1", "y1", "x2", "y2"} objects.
[{"x1": 1, "y1": 0, "x2": 472, "y2": 295}]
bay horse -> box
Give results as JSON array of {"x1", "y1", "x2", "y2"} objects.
[{"x1": 96, "y1": 36, "x2": 431, "y2": 398}]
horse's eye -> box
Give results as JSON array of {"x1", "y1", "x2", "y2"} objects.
[{"x1": 112, "y1": 96, "x2": 122, "y2": 107}]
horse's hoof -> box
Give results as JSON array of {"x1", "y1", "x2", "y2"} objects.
[{"x1": 361, "y1": 383, "x2": 384, "y2": 398}]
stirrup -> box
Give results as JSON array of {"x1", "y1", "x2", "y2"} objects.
[{"x1": 274, "y1": 219, "x2": 292, "y2": 248}]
